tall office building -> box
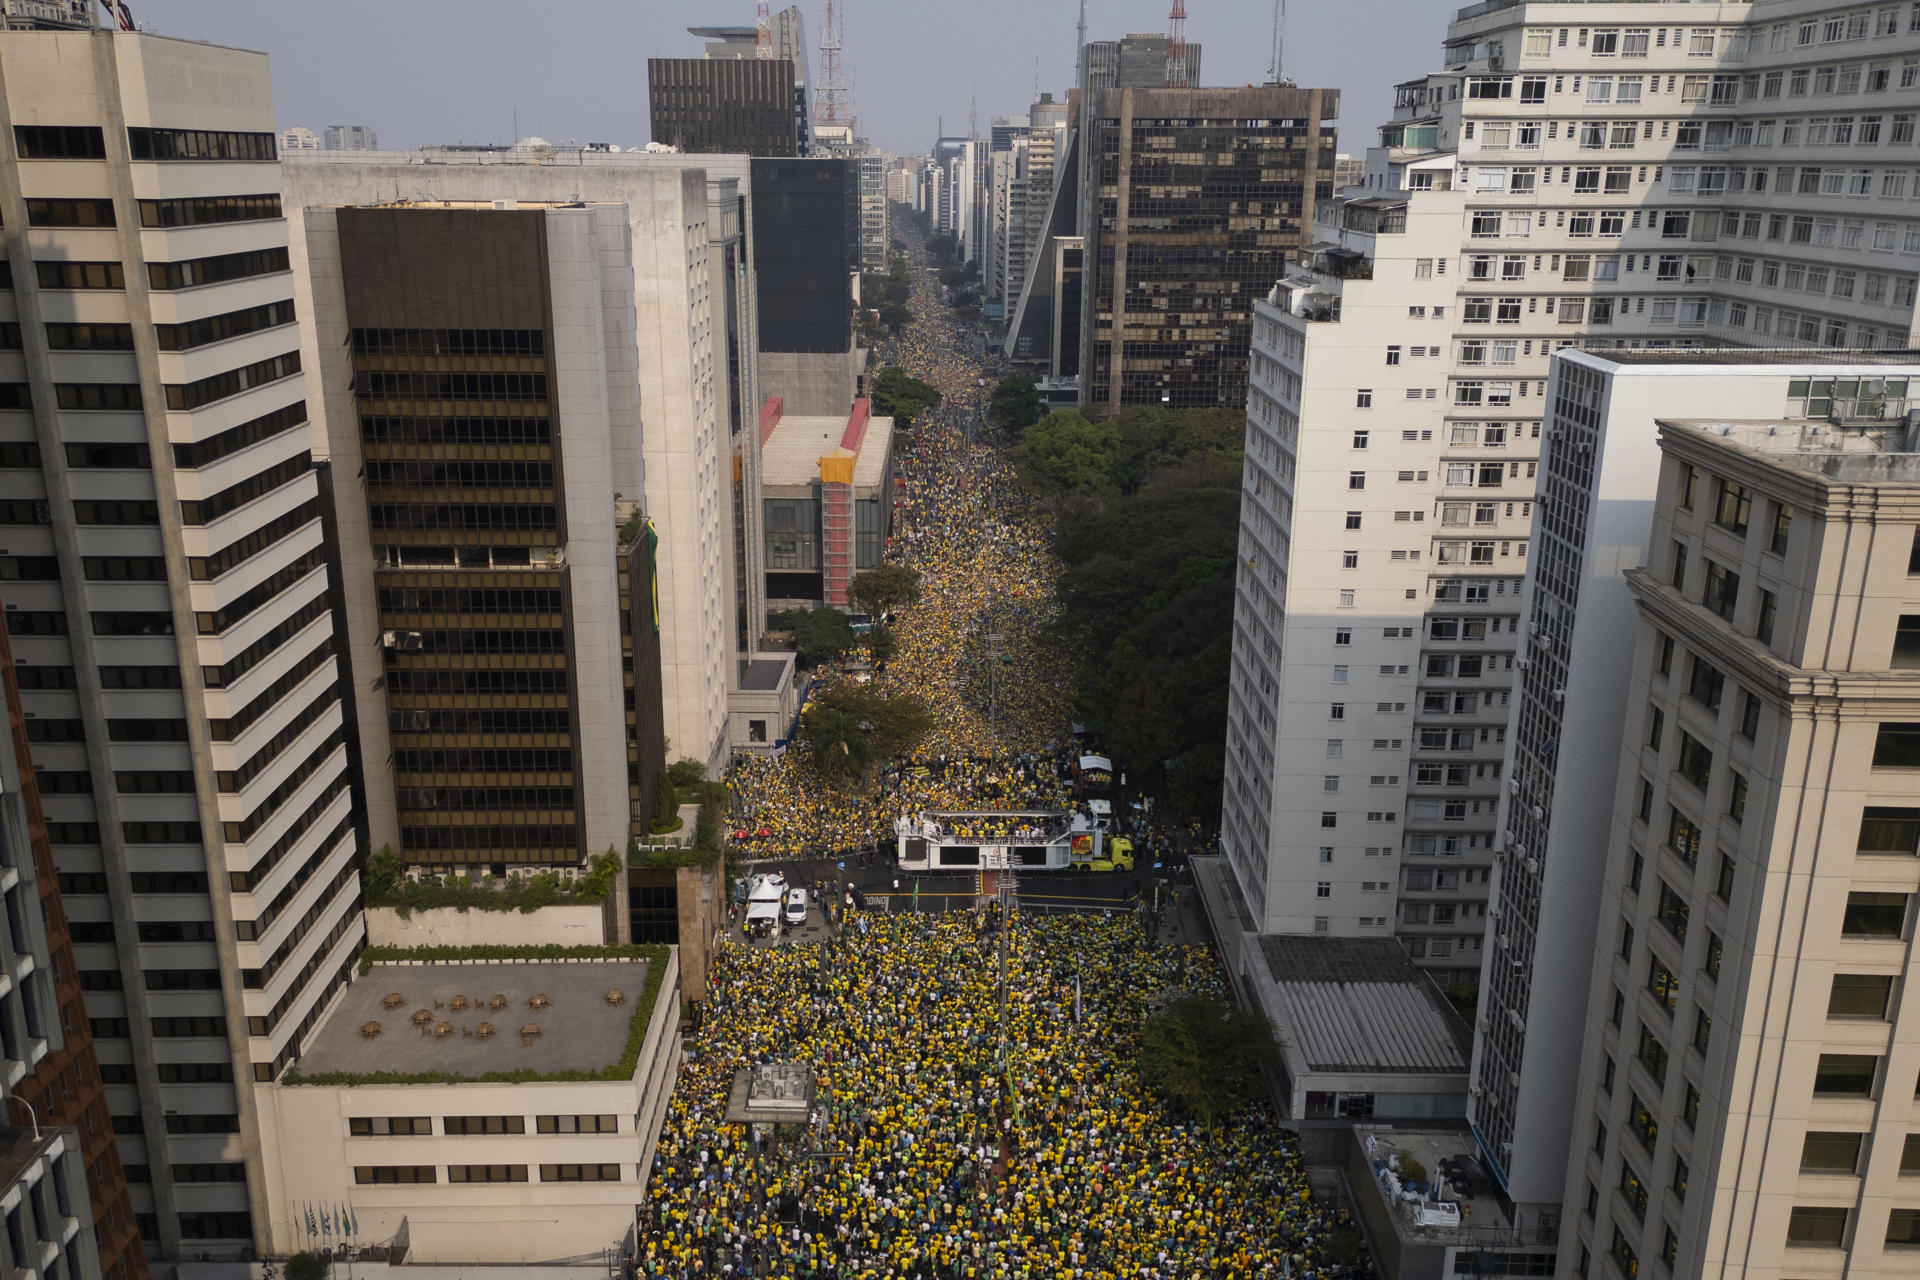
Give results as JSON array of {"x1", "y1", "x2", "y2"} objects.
[
  {"x1": 0, "y1": 1, "x2": 89, "y2": 30},
  {"x1": 320, "y1": 124, "x2": 375, "y2": 152},
  {"x1": 275, "y1": 125, "x2": 318, "y2": 152},
  {"x1": 296, "y1": 202, "x2": 666, "y2": 872},
  {"x1": 1078, "y1": 83, "x2": 1338, "y2": 411},
  {"x1": 656, "y1": 11, "x2": 815, "y2": 159},
  {"x1": 0, "y1": 29, "x2": 366, "y2": 1258},
  {"x1": 1220, "y1": 0, "x2": 1920, "y2": 996},
  {"x1": 1, "y1": 623, "x2": 143, "y2": 1280},
  {"x1": 1520, "y1": 353, "x2": 1920, "y2": 1278},
  {"x1": 647, "y1": 57, "x2": 802, "y2": 157},
  {"x1": 283, "y1": 151, "x2": 752, "y2": 774}
]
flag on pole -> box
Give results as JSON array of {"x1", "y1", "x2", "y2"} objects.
[
  {"x1": 305, "y1": 1203, "x2": 316, "y2": 1237},
  {"x1": 320, "y1": 1205, "x2": 331, "y2": 1236}
]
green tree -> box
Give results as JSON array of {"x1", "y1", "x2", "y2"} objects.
[
  {"x1": 665, "y1": 757, "x2": 707, "y2": 795},
  {"x1": 775, "y1": 606, "x2": 856, "y2": 667},
  {"x1": 650, "y1": 775, "x2": 681, "y2": 833},
  {"x1": 796, "y1": 685, "x2": 934, "y2": 786},
  {"x1": 1016, "y1": 409, "x2": 1125, "y2": 499},
  {"x1": 988, "y1": 376, "x2": 1042, "y2": 435},
  {"x1": 848, "y1": 563, "x2": 922, "y2": 618},
  {"x1": 926, "y1": 231, "x2": 959, "y2": 259},
  {"x1": 1135, "y1": 993, "x2": 1275, "y2": 1132},
  {"x1": 870, "y1": 366, "x2": 943, "y2": 431}
]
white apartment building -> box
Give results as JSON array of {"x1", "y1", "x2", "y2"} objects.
[
  {"x1": 1223, "y1": 0, "x2": 1920, "y2": 992},
  {"x1": 989, "y1": 138, "x2": 1030, "y2": 309},
  {"x1": 1535, "y1": 353, "x2": 1920, "y2": 1279},
  {"x1": 276, "y1": 126, "x2": 318, "y2": 153},
  {"x1": 0, "y1": 29, "x2": 368, "y2": 1258}
]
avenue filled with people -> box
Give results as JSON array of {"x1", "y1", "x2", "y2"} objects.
[
  {"x1": 650, "y1": 226, "x2": 1351, "y2": 1280},
  {"x1": 638, "y1": 913, "x2": 1353, "y2": 1280}
]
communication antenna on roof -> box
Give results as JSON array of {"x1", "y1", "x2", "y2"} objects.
[
  {"x1": 969, "y1": 74, "x2": 978, "y2": 141},
  {"x1": 1076, "y1": 0, "x2": 1088, "y2": 81},
  {"x1": 1166, "y1": 1, "x2": 1189, "y2": 88},
  {"x1": 1268, "y1": 0, "x2": 1288, "y2": 85},
  {"x1": 816, "y1": 1, "x2": 849, "y2": 129},
  {"x1": 1034, "y1": 57, "x2": 1041, "y2": 104},
  {"x1": 756, "y1": 1, "x2": 772, "y2": 58}
]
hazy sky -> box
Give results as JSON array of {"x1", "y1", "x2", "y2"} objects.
[{"x1": 140, "y1": 0, "x2": 1436, "y2": 157}]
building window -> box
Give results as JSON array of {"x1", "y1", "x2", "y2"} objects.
[
  {"x1": 1812, "y1": 1054, "x2": 1879, "y2": 1098},
  {"x1": 1315, "y1": 882, "x2": 1332, "y2": 898},
  {"x1": 354, "y1": 1166, "x2": 436, "y2": 1185},
  {"x1": 539, "y1": 1164, "x2": 621, "y2": 1182},
  {"x1": 1713, "y1": 479, "x2": 1753, "y2": 534},
  {"x1": 1703, "y1": 561, "x2": 1740, "y2": 622},
  {"x1": 1873, "y1": 723, "x2": 1920, "y2": 767},
  {"x1": 1888, "y1": 1209, "x2": 1920, "y2": 1246},
  {"x1": 1349, "y1": 471, "x2": 1366, "y2": 490},
  {"x1": 443, "y1": 1116, "x2": 526, "y2": 1136},
  {"x1": 1786, "y1": 1206, "x2": 1851, "y2": 1248},
  {"x1": 1842, "y1": 891, "x2": 1909, "y2": 937},
  {"x1": 1828, "y1": 974, "x2": 1894, "y2": 1020},
  {"x1": 1356, "y1": 389, "x2": 1373, "y2": 408}
]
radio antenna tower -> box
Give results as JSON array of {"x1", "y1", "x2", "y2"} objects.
[
  {"x1": 816, "y1": 1, "x2": 849, "y2": 129},
  {"x1": 755, "y1": 1, "x2": 772, "y2": 58},
  {"x1": 1166, "y1": 1, "x2": 1189, "y2": 88},
  {"x1": 1076, "y1": 0, "x2": 1088, "y2": 80},
  {"x1": 1268, "y1": 0, "x2": 1287, "y2": 84}
]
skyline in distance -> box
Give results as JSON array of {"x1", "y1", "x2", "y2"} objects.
[{"x1": 136, "y1": 0, "x2": 1430, "y2": 156}]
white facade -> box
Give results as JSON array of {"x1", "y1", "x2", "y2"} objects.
[
  {"x1": 1224, "y1": 0, "x2": 1920, "y2": 993},
  {"x1": 277, "y1": 126, "x2": 319, "y2": 152},
  {"x1": 1539, "y1": 355, "x2": 1920, "y2": 1279},
  {"x1": 0, "y1": 29, "x2": 369, "y2": 1258},
  {"x1": 281, "y1": 152, "x2": 742, "y2": 775},
  {"x1": 257, "y1": 952, "x2": 681, "y2": 1264}
]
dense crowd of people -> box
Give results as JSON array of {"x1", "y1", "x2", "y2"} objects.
[
  {"x1": 637, "y1": 913, "x2": 1354, "y2": 1280},
  {"x1": 725, "y1": 241, "x2": 1075, "y2": 859}
]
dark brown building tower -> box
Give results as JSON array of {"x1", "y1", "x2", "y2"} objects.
[
  {"x1": 648, "y1": 58, "x2": 800, "y2": 157},
  {"x1": 0, "y1": 622, "x2": 148, "y2": 1280}
]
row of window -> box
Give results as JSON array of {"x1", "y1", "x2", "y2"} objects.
[
  {"x1": 349, "y1": 1114, "x2": 617, "y2": 1137},
  {"x1": 353, "y1": 1164, "x2": 622, "y2": 1184}
]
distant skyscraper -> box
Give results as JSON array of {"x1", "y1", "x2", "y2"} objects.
[
  {"x1": 277, "y1": 124, "x2": 320, "y2": 151},
  {"x1": 0, "y1": 28, "x2": 367, "y2": 1258},
  {"x1": 321, "y1": 123, "x2": 376, "y2": 150}
]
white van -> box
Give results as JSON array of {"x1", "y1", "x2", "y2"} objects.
[{"x1": 784, "y1": 888, "x2": 809, "y2": 926}]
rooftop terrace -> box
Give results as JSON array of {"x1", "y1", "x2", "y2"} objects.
[{"x1": 296, "y1": 958, "x2": 653, "y2": 1081}]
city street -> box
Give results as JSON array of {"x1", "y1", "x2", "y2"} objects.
[{"x1": 635, "y1": 224, "x2": 1352, "y2": 1280}]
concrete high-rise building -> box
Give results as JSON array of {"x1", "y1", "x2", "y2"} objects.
[
  {"x1": 987, "y1": 137, "x2": 1030, "y2": 311},
  {"x1": 1514, "y1": 352, "x2": 1920, "y2": 1279},
  {"x1": 276, "y1": 125, "x2": 319, "y2": 152},
  {"x1": 0, "y1": 29, "x2": 367, "y2": 1258},
  {"x1": 1078, "y1": 84, "x2": 1338, "y2": 410},
  {"x1": 283, "y1": 150, "x2": 759, "y2": 774},
  {"x1": 1, "y1": 623, "x2": 144, "y2": 1280},
  {"x1": 296, "y1": 202, "x2": 667, "y2": 871},
  {"x1": 1217, "y1": 0, "x2": 1920, "y2": 1009},
  {"x1": 321, "y1": 124, "x2": 375, "y2": 151}
]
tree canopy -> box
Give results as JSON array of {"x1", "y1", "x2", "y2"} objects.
[
  {"x1": 848, "y1": 563, "x2": 922, "y2": 618},
  {"x1": 774, "y1": 606, "x2": 856, "y2": 667},
  {"x1": 1026, "y1": 405, "x2": 1245, "y2": 815},
  {"x1": 870, "y1": 366, "x2": 943, "y2": 432},
  {"x1": 987, "y1": 376, "x2": 1043, "y2": 436},
  {"x1": 1134, "y1": 993, "x2": 1276, "y2": 1132},
  {"x1": 796, "y1": 684, "x2": 934, "y2": 786}
]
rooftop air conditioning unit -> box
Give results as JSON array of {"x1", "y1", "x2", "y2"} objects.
[
  {"x1": 1508, "y1": 778, "x2": 1520, "y2": 794},
  {"x1": 1525, "y1": 857, "x2": 1542, "y2": 877},
  {"x1": 1530, "y1": 805, "x2": 1546, "y2": 821},
  {"x1": 381, "y1": 630, "x2": 397, "y2": 648},
  {"x1": 1508, "y1": 1073, "x2": 1521, "y2": 1090},
  {"x1": 1470, "y1": 1083, "x2": 1484, "y2": 1097}
]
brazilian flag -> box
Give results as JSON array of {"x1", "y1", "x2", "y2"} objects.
[{"x1": 645, "y1": 518, "x2": 661, "y2": 633}]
